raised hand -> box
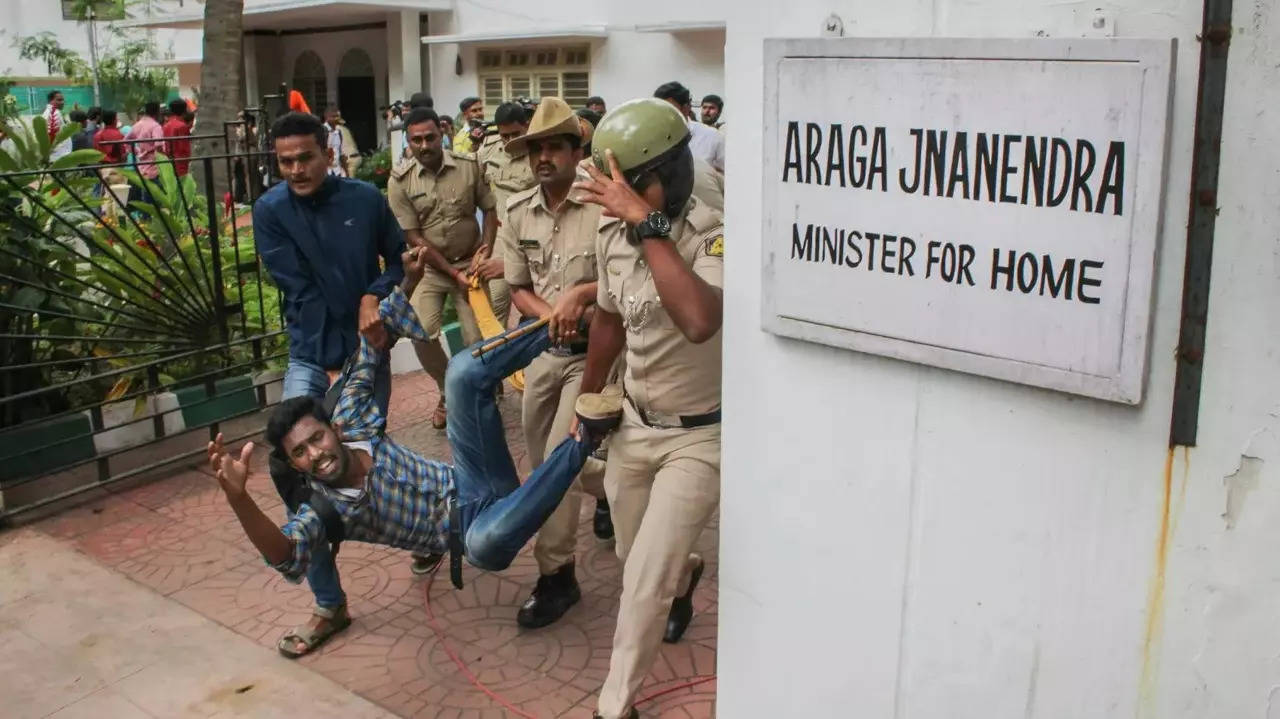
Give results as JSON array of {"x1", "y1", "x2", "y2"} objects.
[
  {"x1": 571, "y1": 149, "x2": 655, "y2": 225},
  {"x1": 208, "y1": 432, "x2": 254, "y2": 500}
]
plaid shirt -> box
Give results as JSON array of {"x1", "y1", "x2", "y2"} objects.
[{"x1": 273, "y1": 285, "x2": 454, "y2": 583}]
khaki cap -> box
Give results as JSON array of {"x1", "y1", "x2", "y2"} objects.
[{"x1": 505, "y1": 97, "x2": 584, "y2": 155}]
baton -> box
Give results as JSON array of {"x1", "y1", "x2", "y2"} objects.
[{"x1": 471, "y1": 317, "x2": 550, "y2": 358}]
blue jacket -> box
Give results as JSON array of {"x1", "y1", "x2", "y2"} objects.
[{"x1": 254, "y1": 176, "x2": 405, "y2": 369}]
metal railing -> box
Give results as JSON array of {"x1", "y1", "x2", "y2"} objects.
[{"x1": 0, "y1": 108, "x2": 288, "y2": 521}]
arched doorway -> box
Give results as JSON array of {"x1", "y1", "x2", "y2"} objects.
[
  {"x1": 338, "y1": 49, "x2": 376, "y2": 153},
  {"x1": 292, "y1": 51, "x2": 327, "y2": 112}
]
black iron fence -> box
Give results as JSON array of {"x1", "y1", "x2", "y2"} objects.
[{"x1": 0, "y1": 110, "x2": 288, "y2": 521}]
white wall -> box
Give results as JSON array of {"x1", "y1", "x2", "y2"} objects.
[
  {"x1": 424, "y1": 3, "x2": 725, "y2": 120},
  {"x1": 717, "y1": 1, "x2": 1280, "y2": 718}
]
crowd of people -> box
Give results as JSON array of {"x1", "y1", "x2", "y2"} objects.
[{"x1": 202, "y1": 79, "x2": 724, "y2": 719}]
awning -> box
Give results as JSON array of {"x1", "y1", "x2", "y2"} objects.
[
  {"x1": 421, "y1": 25, "x2": 609, "y2": 45},
  {"x1": 633, "y1": 21, "x2": 726, "y2": 33},
  {"x1": 121, "y1": 0, "x2": 452, "y2": 31}
]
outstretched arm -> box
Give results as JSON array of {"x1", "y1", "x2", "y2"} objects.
[{"x1": 208, "y1": 434, "x2": 292, "y2": 565}]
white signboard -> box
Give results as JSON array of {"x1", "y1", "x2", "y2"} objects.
[{"x1": 761, "y1": 38, "x2": 1174, "y2": 403}]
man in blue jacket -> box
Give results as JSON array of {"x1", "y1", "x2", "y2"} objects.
[{"x1": 253, "y1": 111, "x2": 405, "y2": 657}]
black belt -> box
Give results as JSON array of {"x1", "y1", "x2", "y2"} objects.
[
  {"x1": 626, "y1": 394, "x2": 721, "y2": 429},
  {"x1": 447, "y1": 488, "x2": 464, "y2": 589},
  {"x1": 545, "y1": 342, "x2": 589, "y2": 357}
]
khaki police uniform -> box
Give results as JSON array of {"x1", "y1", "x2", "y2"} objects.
[
  {"x1": 479, "y1": 134, "x2": 538, "y2": 325},
  {"x1": 500, "y1": 184, "x2": 606, "y2": 575},
  {"x1": 386, "y1": 150, "x2": 495, "y2": 346},
  {"x1": 594, "y1": 197, "x2": 724, "y2": 718}
]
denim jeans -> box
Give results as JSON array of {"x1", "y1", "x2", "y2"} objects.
[
  {"x1": 279, "y1": 353, "x2": 390, "y2": 610},
  {"x1": 445, "y1": 324, "x2": 598, "y2": 571}
]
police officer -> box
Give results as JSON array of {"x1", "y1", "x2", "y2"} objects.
[
  {"x1": 572, "y1": 99, "x2": 724, "y2": 719},
  {"x1": 474, "y1": 101, "x2": 537, "y2": 326},
  {"x1": 387, "y1": 107, "x2": 497, "y2": 435},
  {"x1": 497, "y1": 98, "x2": 615, "y2": 629}
]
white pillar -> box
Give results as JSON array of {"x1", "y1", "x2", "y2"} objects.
[
  {"x1": 243, "y1": 35, "x2": 259, "y2": 105},
  {"x1": 386, "y1": 10, "x2": 422, "y2": 102}
]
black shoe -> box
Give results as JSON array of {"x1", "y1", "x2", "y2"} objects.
[
  {"x1": 663, "y1": 558, "x2": 704, "y2": 644},
  {"x1": 593, "y1": 497, "x2": 614, "y2": 540},
  {"x1": 516, "y1": 561, "x2": 581, "y2": 629},
  {"x1": 410, "y1": 552, "x2": 444, "y2": 576},
  {"x1": 575, "y1": 385, "x2": 623, "y2": 445},
  {"x1": 592, "y1": 710, "x2": 638, "y2": 719}
]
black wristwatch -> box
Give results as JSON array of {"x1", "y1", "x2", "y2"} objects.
[{"x1": 628, "y1": 210, "x2": 672, "y2": 244}]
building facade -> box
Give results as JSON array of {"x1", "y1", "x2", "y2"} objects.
[{"x1": 129, "y1": 0, "x2": 726, "y2": 154}]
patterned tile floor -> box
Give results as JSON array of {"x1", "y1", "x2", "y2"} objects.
[{"x1": 28, "y1": 370, "x2": 718, "y2": 718}]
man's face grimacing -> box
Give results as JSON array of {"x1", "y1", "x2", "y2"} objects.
[
  {"x1": 282, "y1": 414, "x2": 348, "y2": 483},
  {"x1": 406, "y1": 119, "x2": 443, "y2": 166},
  {"x1": 274, "y1": 133, "x2": 332, "y2": 197},
  {"x1": 527, "y1": 136, "x2": 582, "y2": 186},
  {"x1": 497, "y1": 121, "x2": 528, "y2": 146},
  {"x1": 701, "y1": 102, "x2": 721, "y2": 125}
]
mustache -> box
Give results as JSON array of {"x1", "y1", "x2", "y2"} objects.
[{"x1": 536, "y1": 163, "x2": 556, "y2": 173}]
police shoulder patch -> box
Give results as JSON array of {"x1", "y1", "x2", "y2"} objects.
[{"x1": 705, "y1": 234, "x2": 724, "y2": 257}]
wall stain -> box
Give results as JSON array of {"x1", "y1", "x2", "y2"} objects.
[{"x1": 1137, "y1": 447, "x2": 1189, "y2": 717}]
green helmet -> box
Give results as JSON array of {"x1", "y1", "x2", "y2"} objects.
[{"x1": 591, "y1": 98, "x2": 691, "y2": 184}]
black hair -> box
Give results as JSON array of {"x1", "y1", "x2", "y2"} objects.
[
  {"x1": 494, "y1": 102, "x2": 527, "y2": 126},
  {"x1": 266, "y1": 396, "x2": 329, "y2": 456},
  {"x1": 574, "y1": 107, "x2": 602, "y2": 127},
  {"x1": 69, "y1": 110, "x2": 87, "y2": 124},
  {"x1": 409, "y1": 91, "x2": 434, "y2": 109},
  {"x1": 586, "y1": 96, "x2": 605, "y2": 107},
  {"x1": 459, "y1": 96, "x2": 482, "y2": 113},
  {"x1": 404, "y1": 107, "x2": 441, "y2": 129},
  {"x1": 47, "y1": 90, "x2": 62, "y2": 102},
  {"x1": 143, "y1": 101, "x2": 161, "y2": 118},
  {"x1": 168, "y1": 98, "x2": 188, "y2": 116},
  {"x1": 101, "y1": 109, "x2": 118, "y2": 126},
  {"x1": 701, "y1": 94, "x2": 723, "y2": 110},
  {"x1": 87, "y1": 106, "x2": 102, "y2": 121},
  {"x1": 269, "y1": 111, "x2": 327, "y2": 148},
  {"x1": 653, "y1": 81, "x2": 691, "y2": 107}
]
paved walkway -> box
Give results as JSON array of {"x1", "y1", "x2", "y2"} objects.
[{"x1": 4, "y1": 371, "x2": 718, "y2": 718}]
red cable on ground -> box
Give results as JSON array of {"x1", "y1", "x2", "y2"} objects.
[{"x1": 422, "y1": 563, "x2": 717, "y2": 717}]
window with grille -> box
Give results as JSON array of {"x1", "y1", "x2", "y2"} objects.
[{"x1": 478, "y1": 45, "x2": 591, "y2": 119}]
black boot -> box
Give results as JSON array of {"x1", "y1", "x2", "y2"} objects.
[
  {"x1": 663, "y1": 558, "x2": 704, "y2": 643},
  {"x1": 516, "y1": 561, "x2": 581, "y2": 629},
  {"x1": 593, "y1": 497, "x2": 614, "y2": 540}
]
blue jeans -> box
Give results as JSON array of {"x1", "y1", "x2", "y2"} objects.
[
  {"x1": 445, "y1": 324, "x2": 598, "y2": 571},
  {"x1": 280, "y1": 354, "x2": 391, "y2": 610}
]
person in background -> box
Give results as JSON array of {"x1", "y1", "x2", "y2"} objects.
[
  {"x1": 163, "y1": 98, "x2": 193, "y2": 177},
  {"x1": 700, "y1": 94, "x2": 724, "y2": 129},
  {"x1": 453, "y1": 97, "x2": 486, "y2": 153},
  {"x1": 69, "y1": 110, "x2": 93, "y2": 151},
  {"x1": 335, "y1": 111, "x2": 361, "y2": 176},
  {"x1": 386, "y1": 107, "x2": 495, "y2": 436},
  {"x1": 85, "y1": 106, "x2": 102, "y2": 134},
  {"x1": 125, "y1": 101, "x2": 165, "y2": 202},
  {"x1": 586, "y1": 96, "x2": 607, "y2": 115},
  {"x1": 654, "y1": 82, "x2": 724, "y2": 173},
  {"x1": 94, "y1": 109, "x2": 128, "y2": 187},
  {"x1": 474, "y1": 100, "x2": 537, "y2": 327},
  {"x1": 252, "y1": 111, "x2": 406, "y2": 653},
  {"x1": 439, "y1": 115, "x2": 455, "y2": 150},
  {"x1": 289, "y1": 90, "x2": 312, "y2": 115},
  {"x1": 42, "y1": 91, "x2": 71, "y2": 160},
  {"x1": 322, "y1": 106, "x2": 347, "y2": 177}
]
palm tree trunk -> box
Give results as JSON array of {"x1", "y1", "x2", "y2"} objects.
[{"x1": 193, "y1": 0, "x2": 245, "y2": 198}]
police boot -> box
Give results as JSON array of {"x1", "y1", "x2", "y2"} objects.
[
  {"x1": 593, "y1": 497, "x2": 614, "y2": 540},
  {"x1": 516, "y1": 561, "x2": 581, "y2": 629},
  {"x1": 663, "y1": 557, "x2": 705, "y2": 643},
  {"x1": 574, "y1": 385, "x2": 623, "y2": 446}
]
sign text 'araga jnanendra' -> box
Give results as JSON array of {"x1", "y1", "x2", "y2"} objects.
[{"x1": 761, "y1": 38, "x2": 1175, "y2": 404}]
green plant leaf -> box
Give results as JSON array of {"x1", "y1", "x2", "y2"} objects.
[
  {"x1": 11, "y1": 286, "x2": 47, "y2": 310},
  {"x1": 31, "y1": 115, "x2": 51, "y2": 158},
  {"x1": 53, "y1": 121, "x2": 83, "y2": 149},
  {"x1": 50, "y1": 148, "x2": 105, "y2": 171}
]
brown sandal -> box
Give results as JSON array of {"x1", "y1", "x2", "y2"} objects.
[
  {"x1": 431, "y1": 397, "x2": 447, "y2": 429},
  {"x1": 277, "y1": 604, "x2": 351, "y2": 658}
]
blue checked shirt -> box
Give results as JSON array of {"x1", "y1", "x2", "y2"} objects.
[{"x1": 273, "y1": 286, "x2": 454, "y2": 583}]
